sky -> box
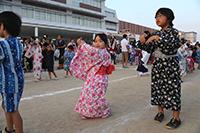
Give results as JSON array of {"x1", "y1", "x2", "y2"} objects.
[{"x1": 105, "y1": 0, "x2": 200, "y2": 41}]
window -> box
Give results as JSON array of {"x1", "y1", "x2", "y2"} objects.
[
  {"x1": 21, "y1": 8, "x2": 34, "y2": 18},
  {"x1": 47, "y1": 12, "x2": 51, "y2": 22},
  {"x1": 81, "y1": 0, "x2": 101, "y2": 8},
  {"x1": 0, "y1": 5, "x2": 4, "y2": 11},
  {"x1": 35, "y1": 10, "x2": 40, "y2": 20},
  {"x1": 40, "y1": 11, "x2": 46, "y2": 20},
  {"x1": 60, "y1": 15, "x2": 65, "y2": 24},
  {"x1": 51, "y1": 13, "x2": 56, "y2": 22},
  {"x1": 55, "y1": 14, "x2": 61, "y2": 23}
]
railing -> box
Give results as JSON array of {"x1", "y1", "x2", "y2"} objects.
[
  {"x1": 71, "y1": 0, "x2": 102, "y2": 8},
  {"x1": 0, "y1": 2, "x2": 102, "y2": 29},
  {"x1": 105, "y1": 22, "x2": 118, "y2": 31}
]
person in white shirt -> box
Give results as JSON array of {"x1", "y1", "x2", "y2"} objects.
[{"x1": 120, "y1": 34, "x2": 129, "y2": 68}]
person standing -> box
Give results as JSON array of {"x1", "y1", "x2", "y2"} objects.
[
  {"x1": 70, "y1": 34, "x2": 115, "y2": 119},
  {"x1": 136, "y1": 50, "x2": 150, "y2": 76},
  {"x1": 195, "y1": 43, "x2": 200, "y2": 69},
  {"x1": 63, "y1": 45, "x2": 75, "y2": 78},
  {"x1": 0, "y1": 11, "x2": 24, "y2": 133},
  {"x1": 25, "y1": 38, "x2": 43, "y2": 81},
  {"x1": 109, "y1": 36, "x2": 117, "y2": 65},
  {"x1": 120, "y1": 34, "x2": 129, "y2": 68},
  {"x1": 56, "y1": 35, "x2": 65, "y2": 69},
  {"x1": 138, "y1": 8, "x2": 182, "y2": 129},
  {"x1": 46, "y1": 40, "x2": 58, "y2": 80}
]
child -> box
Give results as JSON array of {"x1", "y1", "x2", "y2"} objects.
[
  {"x1": 109, "y1": 36, "x2": 117, "y2": 65},
  {"x1": 177, "y1": 46, "x2": 187, "y2": 78},
  {"x1": 63, "y1": 45, "x2": 75, "y2": 78},
  {"x1": 138, "y1": 8, "x2": 181, "y2": 129},
  {"x1": 185, "y1": 45, "x2": 195, "y2": 73},
  {"x1": 25, "y1": 38, "x2": 43, "y2": 81},
  {"x1": 195, "y1": 43, "x2": 200, "y2": 69},
  {"x1": 0, "y1": 11, "x2": 24, "y2": 133},
  {"x1": 136, "y1": 50, "x2": 150, "y2": 76},
  {"x1": 70, "y1": 34, "x2": 115, "y2": 119},
  {"x1": 46, "y1": 40, "x2": 58, "y2": 80},
  {"x1": 128, "y1": 40, "x2": 136, "y2": 65}
]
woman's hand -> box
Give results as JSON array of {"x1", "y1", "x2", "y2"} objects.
[
  {"x1": 139, "y1": 34, "x2": 146, "y2": 44},
  {"x1": 145, "y1": 35, "x2": 160, "y2": 44},
  {"x1": 76, "y1": 37, "x2": 85, "y2": 48}
]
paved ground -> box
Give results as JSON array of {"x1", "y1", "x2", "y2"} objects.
[{"x1": 0, "y1": 65, "x2": 200, "y2": 133}]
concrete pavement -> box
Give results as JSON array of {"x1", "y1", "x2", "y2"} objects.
[{"x1": 0, "y1": 65, "x2": 200, "y2": 133}]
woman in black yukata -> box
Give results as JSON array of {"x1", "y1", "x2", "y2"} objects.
[{"x1": 138, "y1": 8, "x2": 182, "y2": 129}]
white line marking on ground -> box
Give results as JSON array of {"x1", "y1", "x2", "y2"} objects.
[
  {"x1": 21, "y1": 75, "x2": 138, "y2": 101},
  {"x1": 79, "y1": 103, "x2": 151, "y2": 133}
]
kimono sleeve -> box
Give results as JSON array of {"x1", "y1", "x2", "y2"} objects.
[
  {"x1": 78, "y1": 43, "x2": 100, "y2": 61},
  {"x1": 16, "y1": 39, "x2": 24, "y2": 61},
  {"x1": 0, "y1": 42, "x2": 4, "y2": 93},
  {"x1": 0, "y1": 42, "x2": 5, "y2": 62},
  {"x1": 70, "y1": 53, "x2": 87, "y2": 81},
  {"x1": 70, "y1": 44, "x2": 101, "y2": 81},
  {"x1": 137, "y1": 41, "x2": 156, "y2": 54},
  {"x1": 157, "y1": 28, "x2": 181, "y2": 54},
  {"x1": 25, "y1": 45, "x2": 34, "y2": 58}
]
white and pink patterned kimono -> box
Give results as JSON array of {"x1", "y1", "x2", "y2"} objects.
[
  {"x1": 70, "y1": 43, "x2": 115, "y2": 118},
  {"x1": 25, "y1": 44, "x2": 43, "y2": 80}
]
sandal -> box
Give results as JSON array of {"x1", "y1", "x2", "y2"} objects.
[
  {"x1": 166, "y1": 118, "x2": 181, "y2": 129},
  {"x1": 154, "y1": 112, "x2": 164, "y2": 122},
  {"x1": 1, "y1": 127, "x2": 15, "y2": 133}
]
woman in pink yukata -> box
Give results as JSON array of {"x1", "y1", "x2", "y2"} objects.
[
  {"x1": 70, "y1": 33, "x2": 115, "y2": 119},
  {"x1": 25, "y1": 38, "x2": 43, "y2": 81}
]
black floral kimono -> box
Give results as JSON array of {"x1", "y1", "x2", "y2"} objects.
[{"x1": 138, "y1": 27, "x2": 181, "y2": 111}]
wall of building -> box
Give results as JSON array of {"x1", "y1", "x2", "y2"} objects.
[
  {"x1": 105, "y1": 7, "x2": 118, "y2": 33},
  {"x1": 182, "y1": 32, "x2": 197, "y2": 43},
  {"x1": 119, "y1": 20, "x2": 156, "y2": 36},
  {"x1": 1, "y1": 0, "x2": 162, "y2": 40},
  {"x1": 0, "y1": 0, "x2": 109, "y2": 39}
]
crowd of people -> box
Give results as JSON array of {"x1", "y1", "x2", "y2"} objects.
[
  {"x1": 21, "y1": 35, "x2": 77, "y2": 81},
  {"x1": 18, "y1": 30, "x2": 200, "y2": 84},
  {"x1": 177, "y1": 39, "x2": 200, "y2": 78}
]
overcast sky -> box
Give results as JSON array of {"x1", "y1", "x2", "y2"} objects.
[{"x1": 105, "y1": 0, "x2": 200, "y2": 41}]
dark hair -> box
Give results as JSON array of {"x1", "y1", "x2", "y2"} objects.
[
  {"x1": 155, "y1": 8, "x2": 175, "y2": 27},
  {"x1": 123, "y1": 34, "x2": 127, "y2": 38},
  {"x1": 197, "y1": 42, "x2": 200, "y2": 47},
  {"x1": 67, "y1": 45, "x2": 74, "y2": 51},
  {"x1": 0, "y1": 11, "x2": 22, "y2": 37},
  {"x1": 180, "y1": 38, "x2": 187, "y2": 44},
  {"x1": 144, "y1": 30, "x2": 151, "y2": 40},
  {"x1": 94, "y1": 33, "x2": 108, "y2": 47}
]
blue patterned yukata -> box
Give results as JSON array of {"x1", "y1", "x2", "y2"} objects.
[{"x1": 0, "y1": 36, "x2": 24, "y2": 112}]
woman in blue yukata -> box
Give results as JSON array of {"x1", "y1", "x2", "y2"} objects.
[{"x1": 0, "y1": 11, "x2": 24, "y2": 133}]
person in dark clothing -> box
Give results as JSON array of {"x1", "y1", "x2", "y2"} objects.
[
  {"x1": 46, "y1": 40, "x2": 58, "y2": 80},
  {"x1": 138, "y1": 8, "x2": 182, "y2": 129},
  {"x1": 41, "y1": 38, "x2": 49, "y2": 71},
  {"x1": 56, "y1": 35, "x2": 66, "y2": 69}
]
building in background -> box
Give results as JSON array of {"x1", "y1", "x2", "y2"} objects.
[
  {"x1": 119, "y1": 20, "x2": 157, "y2": 40},
  {"x1": 0, "y1": 0, "x2": 118, "y2": 41},
  {"x1": 119, "y1": 20, "x2": 198, "y2": 42},
  {"x1": 105, "y1": 7, "x2": 118, "y2": 34},
  {"x1": 179, "y1": 31, "x2": 197, "y2": 43},
  {"x1": 0, "y1": 0, "x2": 197, "y2": 42}
]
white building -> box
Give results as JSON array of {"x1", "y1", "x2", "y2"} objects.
[
  {"x1": 183, "y1": 32, "x2": 197, "y2": 43},
  {"x1": 105, "y1": 7, "x2": 118, "y2": 34},
  {"x1": 0, "y1": 0, "x2": 118, "y2": 40}
]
